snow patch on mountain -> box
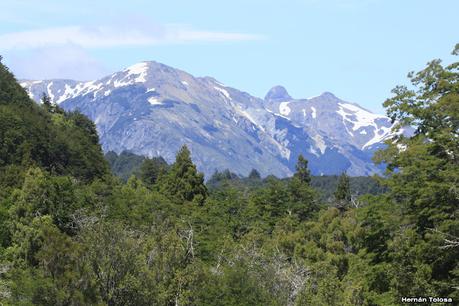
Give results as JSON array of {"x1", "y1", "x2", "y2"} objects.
[
  {"x1": 312, "y1": 134, "x2": 327, "y2": 155},
  {"x1": 362, "y1": 126, "x2": 394, "y2": 149},
  {"x1": 336, "y1": 106, "x2": 355, "y2": 137},
  {"x1": 113, "y1": 78, "x2": 132, "y2": 88},
  {"x1": 148, "y1": 97, "x2": 162, "y2": 105},
  {"x1": 279, "y1": 102, "x2": 291, "y2": 116},
  {"x1": 236, "y1": 107, "x2": 266, "y2": 132},
  {"x1": 47, "y1": 82, "x2": 54, "y2": 101},
  {"x1": 214, "y1": 86, "x2": 232, "y2": 100},
  {"x1": 338, "y1": 103, "x2": 386, "y2": 131},
  {"x1": 125, "y1": 62, "x2": 149, "y2": 83},
  {"x1": 20, "y1": 60, "x2": 408, "y2": 177},
  {"x1": 57, "y1": 84, "x2": 74, "y2": 103},
  {"x1": 38, "y1": 80, "x2": 105, "y2": 104},
  {"x1": 310, "y1": 106, "x2": 317, "y2": 119},
  {"x1": 109, "y1": 62, "x2": 151, "y2": 88}
]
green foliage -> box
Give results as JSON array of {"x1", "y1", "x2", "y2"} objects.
[
  {"x1": 248, "y1": 168, "x2": 261, "y2": 180},
  {"x1": 288, "y1": 157, "x2": 319, "y2": 221},
  {"x1": 294, "y1": 154, "x2": 311, "y2": 184},
  {"x1": 159, "y1": 145, "x2": 208, "y2": 205},
  {"x1": 1, "y1": 48, "x2": 458, "y2": 305},
  {"x1": 373, "y1": 44, "x2": 459, "y2": 299},
  {"x1": 206, "y1": 169, "x2": 239, "y2": 188},
  {"x1": 0, "y1": 59, "x2": 32, "y2": 107},
  {"x1": 334, "y1": 172, "x2": 352, "y2": 212},
  {"x1": 334, "y1": 172, "x2": 351, "y2": 202},
  {"x1": 139, "y1": 156, "x2": 168, "y2": 186},
  {"x1": 40, "y1": 94, "x2": 52, "y2": 113},
  {"x1": 207, "y1": 172, "x2": 386, "y2": 203},
  {"x1": 105, "y1": 150, "x2": 169, "y2": 185},
  {"x1": 9, "y1": 168, "x2": 82, "y2": 235},
  {"x1": 0, "y1": 61, "x2": 109, "y2": 182},
  {"x1": 105, "y1": 151, "x2": 146, "y2": 181}
]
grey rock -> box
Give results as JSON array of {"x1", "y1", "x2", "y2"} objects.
[
  {"x1": 265, "y1": 85, "x2": 292, "y2": 102},
  {"x1": 21, "y1": 61, "x2": 406, "y2": 177}
]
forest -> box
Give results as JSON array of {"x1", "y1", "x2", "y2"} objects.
[{"x1": 0, "y1": 45, "x2": 458, "y2": 306}]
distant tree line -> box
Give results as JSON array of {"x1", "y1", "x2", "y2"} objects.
[
  {"x1": 107, "y1": 151, "x2": 387, "y2": 202},
  {"x1": 0, "y1": 45, "x2": 457, "y2": 305}
]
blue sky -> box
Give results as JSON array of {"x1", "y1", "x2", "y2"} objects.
[{"x1": 1, "y1": 0, "x2": 457, "y2": 113}]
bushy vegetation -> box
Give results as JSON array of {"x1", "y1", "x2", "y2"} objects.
[
  {"x1": 109, "y1": 152, "x2": 387, "y2": 202},
  {"x1": 0, "y1": 47, "x2": 458, "y2": 305}
]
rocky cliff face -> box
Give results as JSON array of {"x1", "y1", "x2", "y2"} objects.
[{"x1": 21, "y1": 61, "x2": 403, "y2": 177}]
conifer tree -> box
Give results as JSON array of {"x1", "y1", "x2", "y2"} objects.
[
  {"x1": 293, "y1": 155, "x2": 311, "y2": 185},
  {"x1": 41, "y1": 93, "x2": 52, "y2": 113},
  {"x1": 248, "y1": 168, "x2": 261, "y2": 180},
  {"x1": 373, "y1": 44, "x2": 459, "y2": 298},
  {"x1": 334, "y1": 172, "x2": 351, "y2": 203},
  {"x1": 139, "y1": 157, "x2": 168, "y2": 185},
  {"x1": 160, "y1": 145, "x2": 207, "y2": 204},
  {"x1": 288, "y1": 154, "x2": 317, "y2": 220}
]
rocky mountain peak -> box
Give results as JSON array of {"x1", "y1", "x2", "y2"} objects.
[
  {"x1": 264, "y1": 85, "x2": 292, "y2": 102},
  {"x1": 20, "y1": 60, "x2": 405, "y2": 177},
  {"x1": 315, "y1": 91, "x2": 339, "y2": 101}
]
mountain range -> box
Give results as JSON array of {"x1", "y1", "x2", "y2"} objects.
[{"x1": 20, "y1": 61, "x2": 403, "y2": 177}]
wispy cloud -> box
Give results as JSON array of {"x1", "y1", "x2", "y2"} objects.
[
  {"x1": 4, "y1": 44, "x2": 110, "y2": 80},
  {"x1": 0, "y1": 23, "x2": 263, "y2": 50}
]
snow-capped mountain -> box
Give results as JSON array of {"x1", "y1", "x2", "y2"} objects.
[{"x1": 21, "y1": 61, "x2": 399, "y2": 177}]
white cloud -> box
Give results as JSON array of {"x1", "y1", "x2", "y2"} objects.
[
  {"x1": 0, "y1": 23, "x2": 263, "y2": 50},
  {"x1": 3, "y1": 44, "x2": 110, "y2": 80}
]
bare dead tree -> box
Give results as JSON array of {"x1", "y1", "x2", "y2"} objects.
[
  {"x1": 69, "y1": 209, "x2": 99, "y2": 232},
  {"x1": 178, "y1": 220, "x2": 195, "y2": 260},
  {"x1": 270, "y1": 249, "x2": 310, "y2": 306},
  {"x1": 430, "y1": 228, "x2": 459, "y2": 249},
  {"x1": 0, "y1": 264, "x2": 11, "y2": 300},
  {"x1": 350, "y1": 194, "x2": 362, "y2": 208}
]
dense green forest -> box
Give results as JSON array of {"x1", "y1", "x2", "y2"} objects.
[
  {"x1": 0, "y1": 45, "x2": 458, "y2": 305},
  {"x1": 106, "y1": 151, "x2": 386, "y2": 201}
]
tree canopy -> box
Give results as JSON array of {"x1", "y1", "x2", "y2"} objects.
[{"x1": 0, "y1": 46, "x2": 458, "y2": 305}]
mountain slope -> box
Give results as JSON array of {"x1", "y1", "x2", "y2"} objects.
[
  {"x1": 21, "y1": 61, "x2": 400, "y2": 177},
  {"x1": 0, "y1": 60, "x2": 109, "y2": 182}
]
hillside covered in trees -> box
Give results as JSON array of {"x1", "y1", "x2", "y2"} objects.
[
  {"x1": 106, "y1": 150, "x2": 386, "y2": 202},
  {"x1": 0, "y1": 45, "x2": 458, "y2": 305}
]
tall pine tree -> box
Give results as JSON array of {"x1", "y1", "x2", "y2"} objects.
[
  {"x1": 288, "y1": 154, "x2": 317, "y2": 220},
  {"x1": 293, "y1": 154, "x2": 311, "y2": 184},
  {"x1": 334, "y1": 172, "x2": 351, "y2": 202},
  {"x1": 159, "y1": 145, "x2": 207, "y2": 205},
  {"x1": 139, "y1": 156, "x2": 168, "y2": 186},
  {"x1": 333, "y1": 172, "x2": 351, "y2": 212}
]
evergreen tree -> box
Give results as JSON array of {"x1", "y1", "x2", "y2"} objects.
[
  {"x1": 41, "y1": 93, "x2": 52, "y2": 112},
  {"x1": 374, "y1": 44, "x2": 459, "y2": 299},
  {"x1": 293, "y1": 155, "x2": 311, "y2": 185},
  {"x1": 0, "y1": 58, "x2": 32, "y2": 107},
  {"x1": 248, "y1": 168, "x2": 261, "y2": 180},
  {"x1": 105, "y1": 151, "x2": 146, "y2": 181},
  {"x1": 287, "y1": 154, "x2": 318, "y2": 220},
  {"x1": 206, "y1": 169, "x2": 239, "y2": 188},
  {"x1": 2, "y1": 41, "x2": 458, "y2": 306},
  {"x1": 334, "y1": 172, "x2": 351, "y2": 202},
  {"x1": 0, "y1": 60, "x2": 108, "y2": 182},
  {"x1": 160, "y1": 145, "x2": 208, "y2": 204},
  {"x1": 139, "y1": 156, "x2": 168, "y2": 186}
]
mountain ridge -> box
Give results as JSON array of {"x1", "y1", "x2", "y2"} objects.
[{"x1": 20, "y1": 60, "x2": 402, "y2": 177}]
